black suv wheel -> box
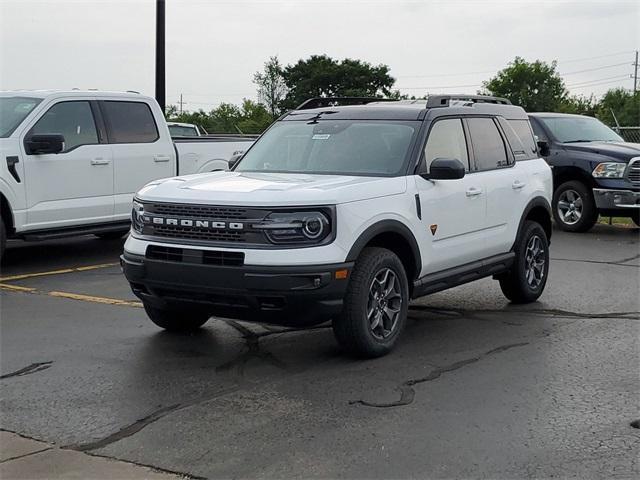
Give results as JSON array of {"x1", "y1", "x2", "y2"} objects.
[
  {"x1": 143, "y1": 301, "x2": 210, "y2": 332},
  {"x1": 498, "y1": 220, "x2": 549, "y2": 304},
  {"x1": 552, "y1": 180, "x2": 598, "y2": 232},
  {"x1": 333, "y1": 247, "x2": 409, "y2": 358}
]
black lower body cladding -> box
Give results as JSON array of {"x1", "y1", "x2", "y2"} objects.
[{"x1": 121, "y1": 253, "x2": 353, "y2": 327}]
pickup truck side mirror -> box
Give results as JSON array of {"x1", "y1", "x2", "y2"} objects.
[
  {"x1": 227, "y1": 153, "x2": 244, "y2": 170},
  {"x1": 421, "y1": 158, "x2": 466, "y2": 180},
  {"x1": 25, "y1": 134, "x2": 65, "y2": 155},
  {"x1": 537, "y1": 140, "x2": 550, "y2": 157}
]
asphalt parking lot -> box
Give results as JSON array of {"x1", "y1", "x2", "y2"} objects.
[{"x1": 1, "y1": 225, "x2": 639, "y2": 479}]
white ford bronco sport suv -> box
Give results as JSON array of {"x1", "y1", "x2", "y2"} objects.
[{"x1": 122, "y1": 95, "x2": 553, "y2": 357}]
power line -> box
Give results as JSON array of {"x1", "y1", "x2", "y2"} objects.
[
  {"x1": 570, "y1": 78, "x2": 632, "y2": 90},
  {"x1": 567, "y1": 74, "x2": 631, "y2": 87},
  {"x1": 556, "y1": 50, "x2": 635, "y2": 64},
  {"x1": 560, "y1": 62, "x2": 630, "y2": 76}
]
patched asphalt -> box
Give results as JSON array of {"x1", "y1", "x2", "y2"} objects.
[{"x1": 1, "y1": 225, "x2": 639, "y2": 479}]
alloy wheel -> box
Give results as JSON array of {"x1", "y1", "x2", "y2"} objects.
[
  {"x1": 367, "y1": 268, "x2": 403, "y2": 340},
  {"x1": 524, "y1": 234, "x2": 546, "y2": 289},
  {"x1": 557, "y1": 189, "x2": 583, "y2": 225}
]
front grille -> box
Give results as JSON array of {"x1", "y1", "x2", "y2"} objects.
[
  {"x1": 146, "y1": 203, "x2": 250, "y2": 220},
  {"x1": 151, "y1": 226, "x2": 246, "y2": 243},
  {"x1": 147, "y1": 245, "x2": 245, "y2": 266},
  {"x1": 627, "y1": 159, "x2": 640, "y2": 185}
]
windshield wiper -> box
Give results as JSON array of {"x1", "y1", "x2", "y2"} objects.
[{"x1": 564, "y1": 139, "x2": 595, "y2": 143}]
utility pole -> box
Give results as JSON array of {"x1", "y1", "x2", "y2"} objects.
[
  {"x1": 633, "y1": 50, "x2": 638, "y2": 94},
  {"x1": 178, "y1": 94, "x2": 186, "y2": 115},
  {"x1": 155, "y1": 0, "x2": 166, "y2": 112}
]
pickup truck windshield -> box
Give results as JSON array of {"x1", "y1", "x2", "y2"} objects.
[
  {"x1": 236, "y1": 120, "x2": 418, "y2": 176},
  {"x1": 0, "y1": 97, "x2": 42, "y2": 138},
  {"x1": 540, "y1": 116, "x2": 623, "y2": 143}
]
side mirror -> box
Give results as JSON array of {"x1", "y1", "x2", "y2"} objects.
[
  {"x1": 422, "y1": 158, "x2": 466, "y2": 180},
  {"x1": 227, "y1": 153, "x2": 243, "y2": 170},
  {"x1": 25, "y1": 134, "x2": 65, "y2": 155},
  {"x1": 537, "y1": 140, "x2": 550, "y2": 157}
]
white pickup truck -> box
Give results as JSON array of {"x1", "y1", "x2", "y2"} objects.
[{"x1": 0, "y1": 90, "x2": 256, "y2": 259}]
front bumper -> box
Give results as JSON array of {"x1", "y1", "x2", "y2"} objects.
[
  {"x1": 121, "y1": 252, "x2": 352, "y2": 326},
  {"x1": 593, "y1": 188, "x2": 640, "y2": 210}
]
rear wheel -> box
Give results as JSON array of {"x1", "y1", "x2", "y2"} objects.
[
  {"x1": 94, "y1": 230, "x2": 129, "y2": 240},
  {"x1": 333, "y1": 247, "x2": 409, "y2": 358},
  {"x1": 143, "y1": 301, "x2": 210, "y2": 332},
  {"x1": 499, "y1": 221, "x2": 549, "y2": 304},
  {"x1": 0, "y1": 217, "x2": 6, "y2": 261},
  {"x1": 552, "y1": 180, "x2": 597, "y2": 232}
]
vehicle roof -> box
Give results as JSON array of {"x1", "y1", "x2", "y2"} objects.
[
  {"x1": 0, "y1": 89, "x2": 154, "y2": 101},
  {"x1": 528, "y1": 112, "x2": 591, "y2": 119},
  {"x1": 283, "y1": 99, "x2": 529, "y2": 121}
]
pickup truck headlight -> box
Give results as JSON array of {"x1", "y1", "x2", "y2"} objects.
[
  {"x1": 254, "y1": 210, "x2": 332, "y2": 245},
  {"x1": 592, "y1": 162, "x2": 627, "y2": 178},
  {"x1": 131, "y1": 200, "x2": 145, "y2": 233}
]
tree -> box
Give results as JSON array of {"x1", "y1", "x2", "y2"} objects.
[
  {"x1": 281, "y1": 55, "x2": 395, "y2": 109},
  {"x1": 253, "y1": 56, "x2": 288, "y2": 118},
  {"x1": 166, "y1": 100, "x2": 273, "y2": 134},
  {"x1": 482, "y1": 57, "x2": 567, "y2": 112},
  {"x1": 558, "y1": 94, "x2": 598, "y2": 117},
  {"x1": 596, "y1": 88, "x2": 640, "y2": 127}
]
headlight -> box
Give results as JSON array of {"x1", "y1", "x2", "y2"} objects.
[
  {"x1": 254, "y1": 210, "x2": 332, "y2": 245},
  {"x1": 592, "y1": 162, "x2": 627, "y2": 178},
  {"x1": 131, "y1": 199, "x2": 145, "y2": 233}
]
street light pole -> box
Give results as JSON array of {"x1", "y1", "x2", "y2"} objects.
[{"x1": 155, "y1": 0, "x2": 166, "y2": 113}]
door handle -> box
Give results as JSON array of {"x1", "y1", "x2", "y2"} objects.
[
  {"x1": 512, "y1": 180, "x2": 526, "y2": 190},
  {"x1": 465, "y1": 187, "x2": 483, "y2": 197},
  {"x1": 154, "y1": 155, "x2": 171, "y2": 163},
  {"x1": 90, "y1": 158, "x2": 110, "y2": 166}
]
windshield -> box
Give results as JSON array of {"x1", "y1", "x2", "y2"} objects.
[
  {"x1": 235, "y1": 120, "x2": 418, "y2": 176},
  {"x1": 539, "y1": 116, "x2": 623, "y2": 143},
  {"x1": 0, "y1": 97, "x2": 42, "y2": 138},
  {"x1": 169, "y1": 125, "x2": 199, "y2": 136}
]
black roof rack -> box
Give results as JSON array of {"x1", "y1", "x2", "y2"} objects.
[
  {"x1": 426, "y1": 94, "x2": 511, "y2": 108},
  {"x1": 296, "y1": 97, "x2": 396, "y2": 110}
]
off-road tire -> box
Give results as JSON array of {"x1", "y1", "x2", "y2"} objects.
[
  {"x1": 333, "y1": 247, "x2": 409, "y2": 358},
  {"x1": 499, "y1": 221, "x2": 549, "y2": 304},
  {"x1": 552, "y1": 180, "x2": 597, "y2": 232},
  {"x1": 143, "y1": 301, "x2": 210, "y2": 332},
  {"x1": 0, "y1": 216, "x2": 6, "y2": 261},
  {"x1": 94, "y1": 230, "x2": 129, "y2": 240}
]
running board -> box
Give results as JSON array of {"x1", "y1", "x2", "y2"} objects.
[
  {"x1": 412, "y1": 252, "x2": 515, "y2": 299},
  {"x1": 21, "y1": 222, "x2": 130, "y2": 241}
]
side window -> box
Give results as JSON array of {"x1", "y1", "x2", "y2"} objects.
[
  {"x1": 29, "y1": 101, "x2": 98, "y2": 152},
  {"x1": 508, "y1": 119, "x2": 537, "y2": 159},
  {"x1": 424, "y1": 118, "x2": 469, "y2": 172},
  {"x1": 102, "y1": 101, "x2": 159, "y2": 143},
  {"x1": 467, "y1": 118, "x2": 509, "y2": 170},
  {"x1": 529, "y1": 118, "x2": 548, "y2": 142}
]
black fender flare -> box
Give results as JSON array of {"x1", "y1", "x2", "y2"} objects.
[
  {"x1": 346, "y1": 219, "x2": 422, "y2": 279},
  {"x1": 513, "y1": 197, "x2": 552, "y2": 249}
]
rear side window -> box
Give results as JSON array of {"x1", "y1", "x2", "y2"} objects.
[
  {"x1": 424, "y1": 118, "x2": 469, "y2": 171},
  {"x1": 102, "y1": 101, "x2": 158, "y2": 143},
  {"x1": 467, "y1": 118, "x2": 509, "y2": 170},
  {"x1": 507, "y1": 119, "x2": 537, "y2": 159},
  {"x1": 29, "y1": 101, "x2": 98, "y2": 152}
]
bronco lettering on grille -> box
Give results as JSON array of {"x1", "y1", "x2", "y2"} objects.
[{"x1": 143, "y1": 216, "x2": 244, "y2": 230}]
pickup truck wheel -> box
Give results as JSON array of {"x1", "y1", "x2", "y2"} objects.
[
  {"x1": 333, "y1": 247, "x2": 409, "y2": 358},
  {"x1": 0, "y1": 217, "x2": 6, "y2": 261},
  {"x1": 552, "y1": 181, "x2": 597, "y2": 232},
  {"x1": 143, "y1": 302, "x2": 210, "y2": 332},
  {"x1": 94, "y1": 230, "x2": 129, "y2": 240},
  {"x1": 499, "y1": 221, "x2": 549, "y2": 304}
]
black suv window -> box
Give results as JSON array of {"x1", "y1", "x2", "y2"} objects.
[
  {"x1": 424, "y1": 118, "x2": 469, "y2": 171},
  {"x1": 30, "y1": 101, "x2": 98, "y2": 152},
  {"x1": 102, "y1": 101, "x2": 159, "y2": 143},
  {"x1": 467, "y1": 117, "x2": 509, "y2": 170},
  {"x1": 507, "y1": 119, "x2": 537, "y2": 159}
]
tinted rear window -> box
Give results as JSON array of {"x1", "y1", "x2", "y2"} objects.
[
  {"x1": 467, "y1": 118, "x2": 510, "y2": 170},
  {"x1": 102, "y1": 101, "x2": 159, "y2": 143}
]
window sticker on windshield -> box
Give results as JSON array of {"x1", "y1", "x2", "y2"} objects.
[{"x1": 312, "y1": 134, "x2": 331, "y2": 140}]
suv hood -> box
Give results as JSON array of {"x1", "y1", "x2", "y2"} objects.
[
  {"x1": 563, "y1": 141, "x2": 640, "y2": 162},
  {"x1": 137, "y1": 171, "x2": 407, "y2": 206}
]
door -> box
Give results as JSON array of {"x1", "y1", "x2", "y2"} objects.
[
  {"x1": 100, "y1": 100, "x2": 175, "y2": 220},
  {"x1": 415, "y1": 117, "x2": 487, "y2": 273},
  {"x1": 22, "y1": 100, "x2": 114, "y2": 230},
  {"x1": 466, "y1": 117, "x2": 529, "y2": 256}
]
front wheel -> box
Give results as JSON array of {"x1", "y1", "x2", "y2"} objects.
[
  {"x1": 552, "y1": 181, "x2": 597, "y2": 232},
  {"x1": 143, "y1": 301, "x2": 210, "y2": 332},
  {"x1": 333, "y1": 247, "x2": 409, "y2": 358},
  {"x1": 499, "y1": 221, "x2": 550, "y2": 304}
]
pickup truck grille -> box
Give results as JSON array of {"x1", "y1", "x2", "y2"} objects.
[
  {"x1": 627, "y1": 159, "x2": 640, "y2": 186},
  {"x1": 138, "y1": 202, "x2": 269, "y2": 245}
]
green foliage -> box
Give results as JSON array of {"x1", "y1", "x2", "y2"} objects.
[
  {"x1": 280, "y1": 55, "x2": 395, "y2": 109},
  {"x1": 557, "y1": 94, "x2": 599, "y2": 116},
  {"x1": 595, "y1": 88, "x2": 640, "y2": 127},
  {"x1": 167, "y1": 99, "x2": 274, "y2": 134},
  {"x1": 253, "y1": 56, "x2": 288, "y2": 117},
  {"x1": 482, "y1": 57, "x2": 567, "y2": 112}
]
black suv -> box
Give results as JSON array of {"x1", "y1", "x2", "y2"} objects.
[{"x1": 529, "y1": 112, "x2": 640, "y2": 232}]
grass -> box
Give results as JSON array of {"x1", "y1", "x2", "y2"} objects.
[{"x1": 597, "y1": 216, "x2": 637, "y2": 227}]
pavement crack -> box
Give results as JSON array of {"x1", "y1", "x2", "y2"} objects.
[
  {"x1": 349, "y1": 342, "x2": 529, "y2": 408},
  {"x1": 0, "y1": 361, "x2": 53, "y2": 380},
  {"x1": 551, "y1": 256, "x2": 640, "y2": 268},
  {"x1": 408, "y1": 305, "x2": 640, "y2": 320},
  {"x1": 69, "y1": 404, "x2": 181, "y2": 451},
  {"x1": 0, "y1": 447, "x2": 53, "y2": 464}
]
